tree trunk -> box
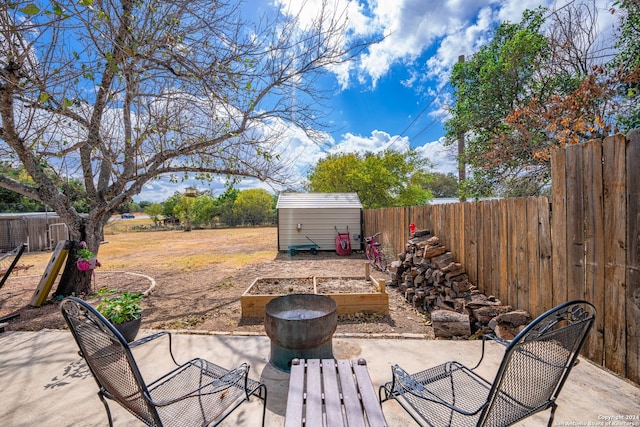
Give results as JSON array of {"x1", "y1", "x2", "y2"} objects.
[
  {"x1": 54, "y1": 240, "x2": 94, "y2": 297},
  {"x1": 54, "y1": 216, "x2": 106, "y2": 297}
]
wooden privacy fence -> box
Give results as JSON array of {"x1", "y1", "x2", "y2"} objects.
[
  {"x1": 363, "y1": 129, "x2": 640, "y2": 385},
  {"x1": 0, "y1": 214, "x2": 63, "y2": 252}
]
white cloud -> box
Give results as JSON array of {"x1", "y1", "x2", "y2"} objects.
[
  {"x1": 415, "y1": 137, "x2": 458, "y2": 174},
  {"x1": 331, "y1": 130, "x2": 408, "y2": 154},
  {"x1": 276, "y1": 0, "x2": 614, "y2": 90}
]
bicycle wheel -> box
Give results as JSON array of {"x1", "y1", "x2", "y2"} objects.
[
  {"x1": 375, "y1": 249, "x2": 387, "y2": 272},
  {"x1": 365, "y1": 244, "x2": 377, "y2": 267}
]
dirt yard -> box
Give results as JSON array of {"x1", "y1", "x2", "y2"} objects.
[{"x1": 0, "y1": 225, "x2": 433, "y2": 337}]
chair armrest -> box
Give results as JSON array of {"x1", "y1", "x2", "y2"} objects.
[
  {"x1": 483, "y1": 333, "x2": 510, "y2": 347},
  {"x1": 129, "y1": 331, "x2": 170, "y2": 348},
  {"x1": 129, "y1": 331, "x2": 178, "y2": 365},
  {"x1": 469, "y1": 334, "x2": 510, "y2": 370},
  {"x1": 392, "y1": 365, "x2": 426, "y2": 394}
]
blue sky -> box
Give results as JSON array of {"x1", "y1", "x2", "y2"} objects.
[{"x1": 136, "y1": 0, "x2": 617, "y2": 202}]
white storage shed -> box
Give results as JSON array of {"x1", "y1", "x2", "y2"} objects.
[{"x1": 276, "y1": 193, "x2": 363, "y2": 253}]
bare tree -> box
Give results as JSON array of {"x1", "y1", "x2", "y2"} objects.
[
  {"x1": 546, "y1": 0, "x2": 608, "y2": 76},
  {"x1": 0, "y1": 0, "x2": 367, "y2": 295}
]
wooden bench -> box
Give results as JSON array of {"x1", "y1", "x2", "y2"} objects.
[{"x1": 285, "y1": 358, "x2": 388, "y2": 427}]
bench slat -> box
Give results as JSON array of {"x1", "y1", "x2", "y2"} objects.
[
  {"x1": 322, "y1": 359, "x2": 345, "y2": 427},
  {"x1": 285, "y1": 359, "x2": 306, "y2": 427},
  {"x1": 353, "y1": 360, "x2": 388, "y2": 426},
  {"x1": 306, "y1": 359, "x2": 323, "y2": 425},
  {"x1": 337, "y1": 359, "x2": 366, "y2": 427}
]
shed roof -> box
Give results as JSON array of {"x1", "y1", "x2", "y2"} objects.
[{"x1": 276, "y1": 193, "x2": 363, "y2": 209}]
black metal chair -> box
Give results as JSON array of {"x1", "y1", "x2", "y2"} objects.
[
  {"x1": 379, "y1": 300, "x2": 596, "y2": 427},
  {"x1": 60, "y1": 296, "x2": 267, "y2": 426}
]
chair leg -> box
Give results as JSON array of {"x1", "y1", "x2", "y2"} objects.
[
  {"x1": 379, "y1": 384, "x2": 388, "y2": 403},
  {"x1": 547, "y1": 402, "x2": 558, "y2": 427},
  {"x1": 98, "y1": 391, "x2": 114, "y2": 427},
  {"x1": 257, "y1": 384, "x2": 268, "y2": 427}
]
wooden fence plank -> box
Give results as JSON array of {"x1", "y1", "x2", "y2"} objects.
[
  {"x1": 455, "y1": 204, "x2": 465, "y2": 268},
  {"x1": 515, "y1": 198, "x2": 528, "y2": 311},
  {"x1": 527, "y1": 197, "x2": 540, "y2": 316},
  {"x1": 566, "y1": 144, "x2": 586, "y2": 302},
  {"x1": 476, "y1": 202, "x2": 486, "y2": 295},
  {"x1": 413, "y1": 205, "x2": 429, "y2": 234},
  {"x1": 603, "y1": 134, "x2": 627, "y2": 376},
  {"x1": 482, "y1": 201, "x2": 492, "y2": 298},
  {"x1": 498, "y1": 200, "x2": 509, "y2": 305},
  {"x1": 464, "y1": 202, "x2": 478, "y2": 286},
  {"x1": 583, "y1": 139, "x2": 605, "y2": 364},
  {"x1": 433, "y1": 205, "x2": 449, "y2": 248},
  {"x1": 506, "y1": 199, "x2": 517, "y2": 309},
  {"x1": 626, "y1": 129, "x2": 640, "y2": 384},
  {"x1": 551, "y1": 147, "x2": 568, "y2": 306},
  {"x1": 416, "y1": 205, "x2": 433, "y2": 233},
  {"x1": 446, "y1": 204, "x2": 454, "y2": 259},
  {"x1": 490, "y1": 200, "x2": 501, "y2": 301},
  {"x1": 537, "y1": 197, "x2": 553, "y2": 317}
]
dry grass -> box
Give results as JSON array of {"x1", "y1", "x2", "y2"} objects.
[
  {"x1": 11, "y1": 222, "x2": 279, "y2": 276},
  {"x1": 99, "y1": 224, "x2": 278, "y2": 272}
]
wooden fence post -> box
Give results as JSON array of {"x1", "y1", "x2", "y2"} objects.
[
  {"x1": 603, "y1": 134, "x2": 627, "y2": 376},
  {"x1": 626, "y1": 130, "x2": 640, "y2": 383}
]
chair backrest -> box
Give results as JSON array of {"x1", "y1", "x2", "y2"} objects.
[
  {"x1": 60, "y1": 297, "x2": 162, "y2": 426},
  {"x1": 479, "y1": 300, "x2": 596, "y2": 427}
]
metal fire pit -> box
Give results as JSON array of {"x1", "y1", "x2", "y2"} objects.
[{"x1": 264, "y1": 294, "x2": 337, "y2": 372}]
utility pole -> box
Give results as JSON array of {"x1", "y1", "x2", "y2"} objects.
[{"x1": 457, "y1": 55, "x2": 466, "y2": 202}]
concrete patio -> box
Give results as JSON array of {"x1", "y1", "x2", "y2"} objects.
[{"x1": 1, "y1": 329, "x2": 639, "y2": 426}]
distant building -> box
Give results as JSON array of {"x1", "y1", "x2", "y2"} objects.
[{"x1": 276, "y1": 193, "x2": 363, "y2": 253}]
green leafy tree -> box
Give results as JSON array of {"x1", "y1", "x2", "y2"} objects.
[
  {"x1": 163, "y1": 193, "x2": 183, "y2": 218},
  {"x1": 612, "y1": 0, "x2": 640, "y2": 130},
  {"x1": 117, "y1": 201, "x2": 139, "y2": 214},
  {"x1": 144, "y1": 203, "x2": 163, "y2": 227},
  {"x1": 446, "y1": 8, "x2": 552, "y2": 199},
  {"x1": 232, "y1": 189, "x2": 275, "y2": 226},
  {"x1": 0, "y1": 0, "x2": 368, "y2": 296},
  {"x1": 138, "y1": 200, "x2": 153, "y2": 210},
  {"x1": 0, "y1": 186, "x2": 22, "y2": 212},
  {"x1": 0, "y1": 164, "x2": 92, "y2": 213},
  {"x1": 193, "y1": 195, "x2": 216, "y2": 227},
  {"x1": 173, "y1": 196, "x2": 196, "y2": 232},
  {"x1": 426, "y1": 173, "x2": 458, "y2": 198},
  {"x1": 307, "y1": 150, "x2": 432, "y2": 209},
  {"x1": 60, "y1": 179, "x2": 90, "y2": 213},
  {"x1": 216, "y1": 187, "x2": 240, "y2": 227}
]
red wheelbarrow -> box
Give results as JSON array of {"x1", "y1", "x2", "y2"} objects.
[{"x1": 335, "y1": 226, "x2": 352, "y2": 256}]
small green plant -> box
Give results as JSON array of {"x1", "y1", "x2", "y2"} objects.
[
  {"x1": 96, "y1": 288, "x2": 143, "y2": 325},
  {"x1": 76, "y1": 241, "x2": 101, "y2": 271},
  {"x1": 77, "y1": 241, "x2": 95, "y2": 261}
]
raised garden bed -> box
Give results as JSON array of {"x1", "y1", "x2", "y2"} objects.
[{"x1": 241, "y1": 275, "x2": 388, "y2": 318}]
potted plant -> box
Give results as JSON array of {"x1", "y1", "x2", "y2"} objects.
[
  {"x1": 96, "y1": 288, "x2": 144, "y2": 342},
  {"x1": 76, "y1": 241, "x2": 101, "y2": 271}
]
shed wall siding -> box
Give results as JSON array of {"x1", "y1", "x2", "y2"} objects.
[{"x1": 278, "y1": 208, "x2": 362, "y2": 251}]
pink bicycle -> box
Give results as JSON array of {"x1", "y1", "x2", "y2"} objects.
[{"x1": 365, "y1": 232, "x2": 387, "y2": 272}]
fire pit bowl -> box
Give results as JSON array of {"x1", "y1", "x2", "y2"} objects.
[{"x1": 264, "y1": 294, "x2": 337, "y2": 372}]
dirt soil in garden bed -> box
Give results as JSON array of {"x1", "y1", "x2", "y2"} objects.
[
  {"x1": 247, "y1": 277, "x2": 378, "y2": 295},
  {"x1": 316, "y1": 277, "x2": 379, "y2": 294},
  {"x1": 0, "y1": 225, "x2": 433, "y2": 337}
]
